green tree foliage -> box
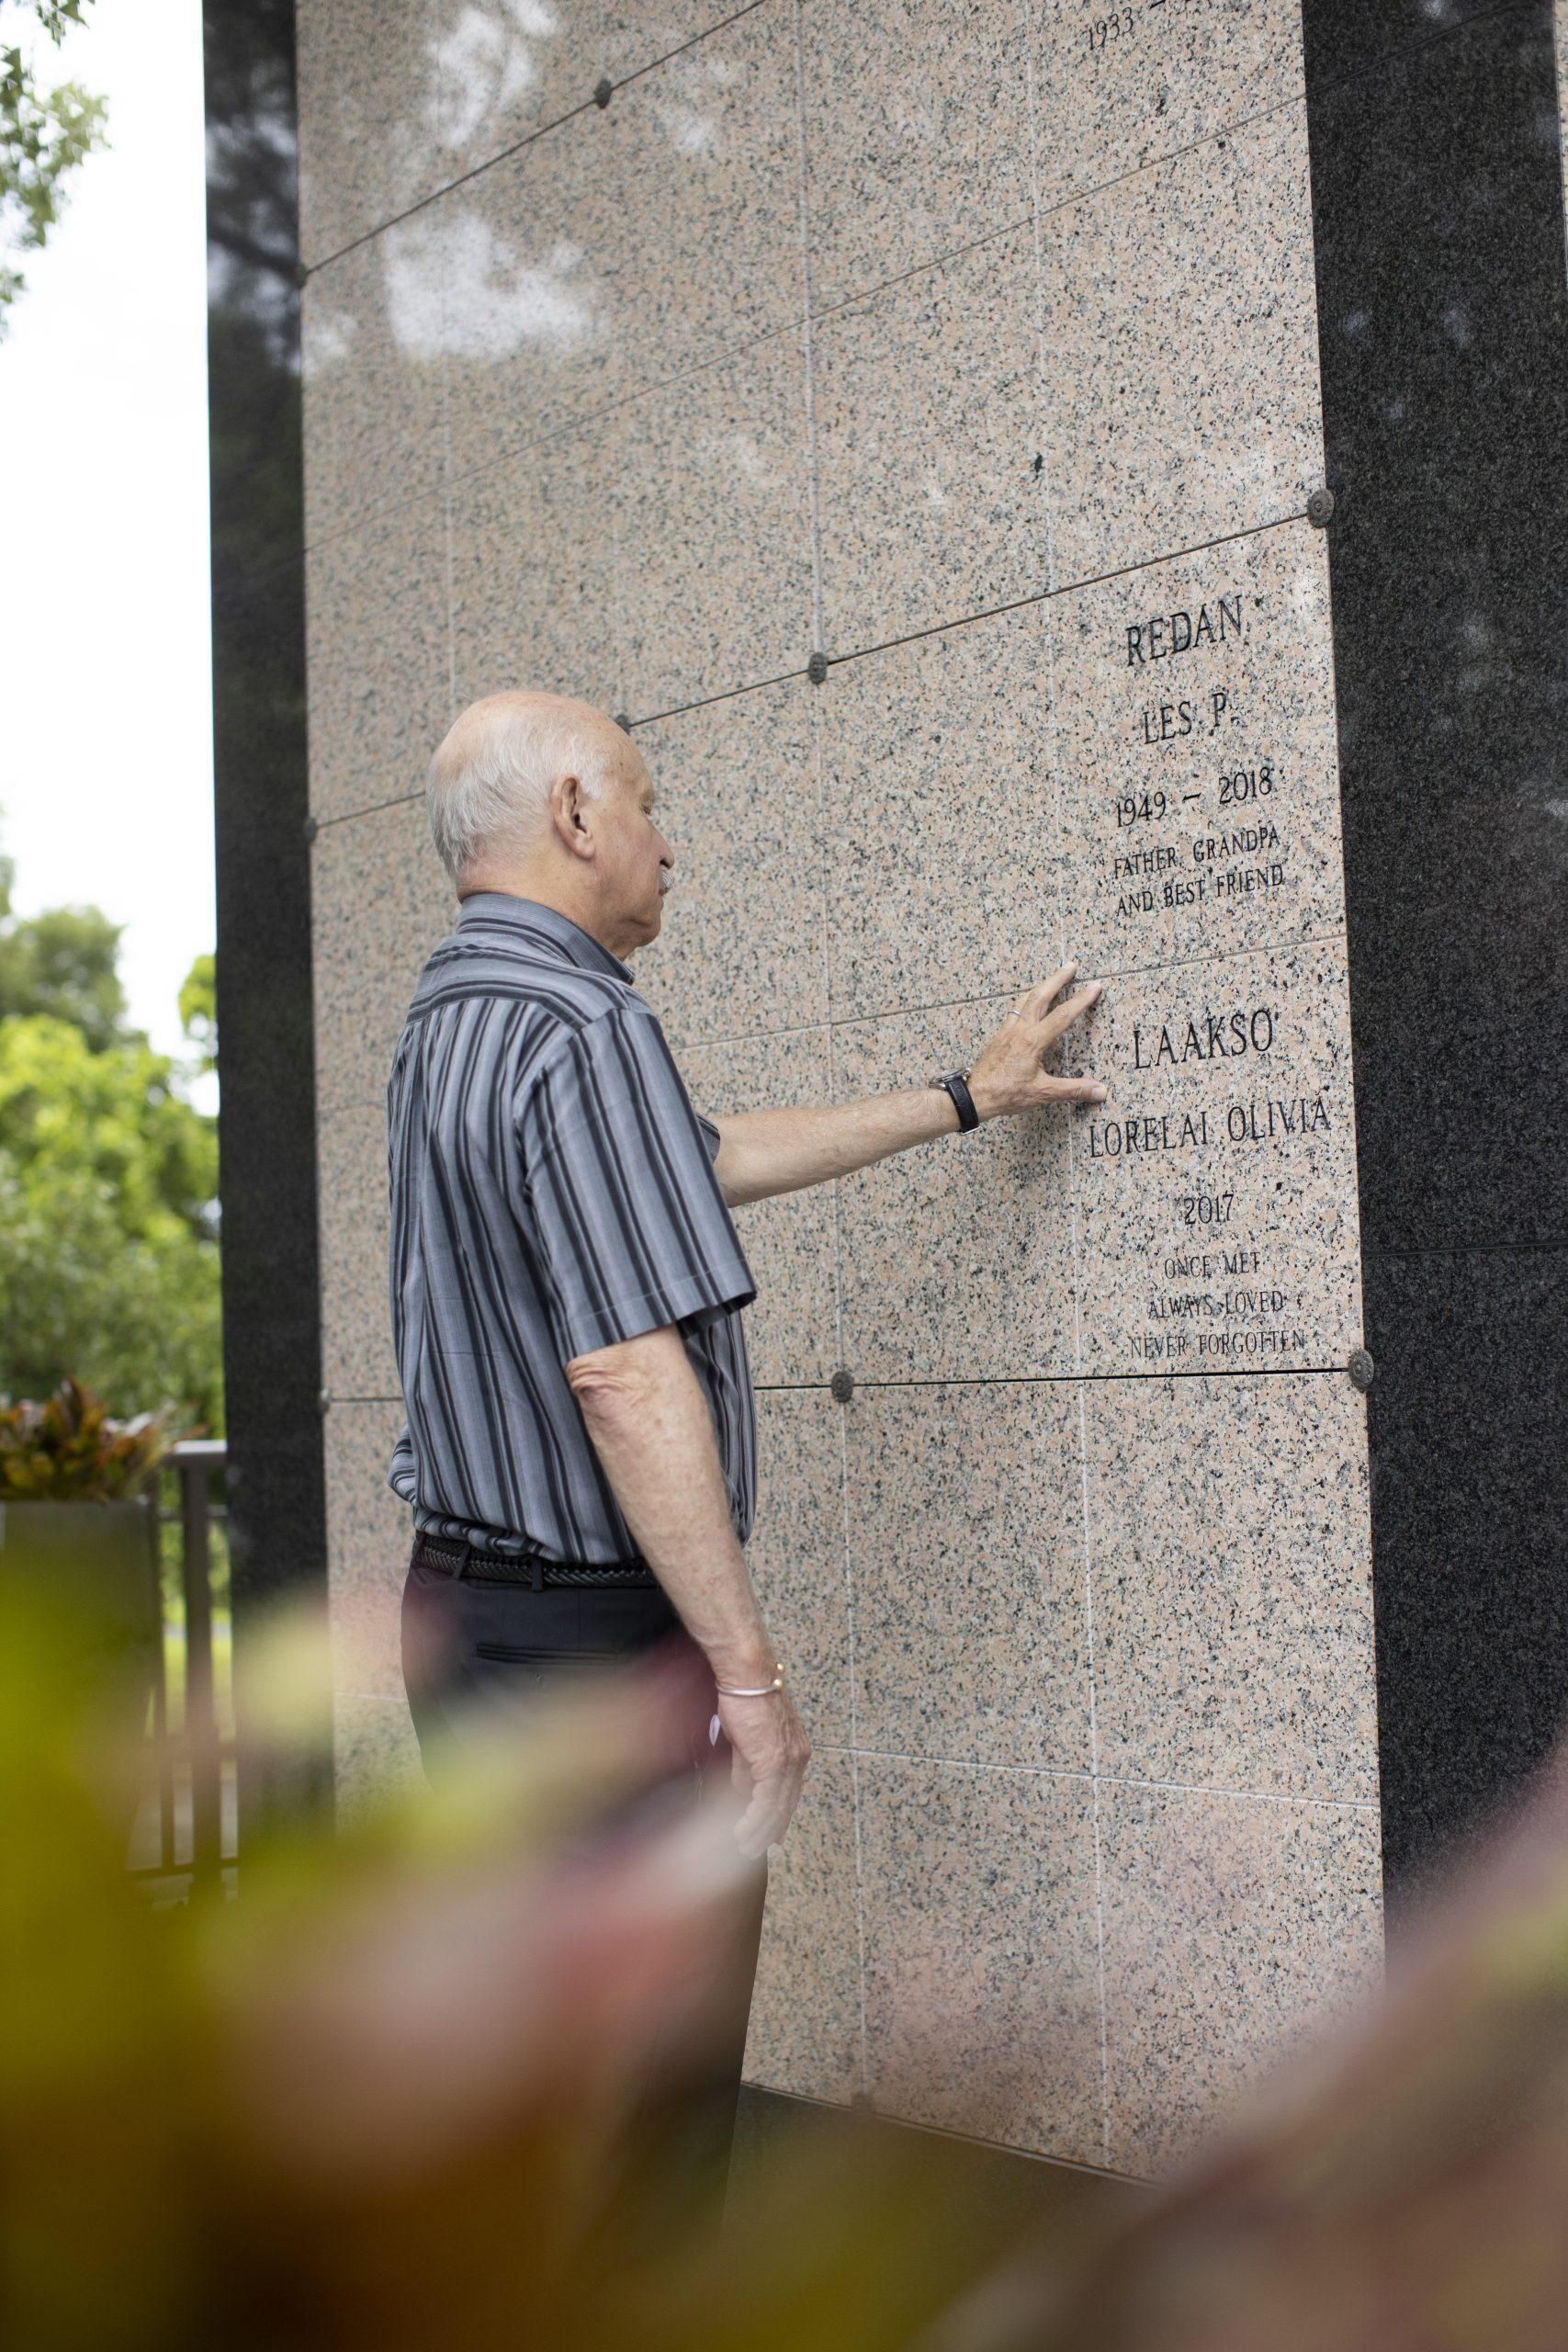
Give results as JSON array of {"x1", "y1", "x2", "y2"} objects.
[
  {"x1": 0, "y1": 0, "x2": 107, "y2": 328},
  {"x1": 0, "y1": 842, "x2": 222, "y2": 1428},
  {"x1": 0, "y1": 845, "x2": 127, "y2": 1046},
  {"x1": 177, "y1": 947, "x2": 216, "y2": 1074},
  {"x1": 0, "y1": 1013, "x2": 222, "y2": 1427}
]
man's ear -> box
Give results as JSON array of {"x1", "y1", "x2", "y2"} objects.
[{"x1": 549, "y1": 772, "x2": 595, "y2": 860}]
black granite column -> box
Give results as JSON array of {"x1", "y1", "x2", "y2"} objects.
[
  {"x1": 202, "y1": 0, "x2": 325, "y2": 1814},
  {"x1": 1302, "y1": 0, "x2": 1568, "y2": 1891}
]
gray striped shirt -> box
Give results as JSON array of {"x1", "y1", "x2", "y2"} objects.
[{"x1": 386, "y1": 893, "x2": 758, "y2": 1564}]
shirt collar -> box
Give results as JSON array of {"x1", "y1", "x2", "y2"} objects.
[{"x1": 456, "y1": 893, "x2": 633, "y2": 982}]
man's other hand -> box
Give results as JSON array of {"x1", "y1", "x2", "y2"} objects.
[
  {"x1": 716, "y1": 1686, "x2": 812, "y2": 1859},
  {"x1": 967, "y1": 963, "x2": 1107, "y2": 1120}
]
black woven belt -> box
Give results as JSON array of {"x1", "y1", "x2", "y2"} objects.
[{"x1": 412, "y1": 1532, "x2": 657, "y2": 1589}]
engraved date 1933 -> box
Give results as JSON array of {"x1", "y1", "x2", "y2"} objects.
[
  {"x1": 1084, "y1": 6, "x2": 1134, "y2": 50},
  {"x1": 1080, "y1": 0, "x2": 1212, "y2": 60}
]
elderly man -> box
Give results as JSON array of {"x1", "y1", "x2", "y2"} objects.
[{"x1": 390, "y1": 689, "x2": 1105, "y2": 2176}]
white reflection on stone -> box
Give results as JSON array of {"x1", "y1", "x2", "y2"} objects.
[
  {"x1": 647, "y1": 51, "x2": 738, "y2": 159},
  {"x1": 426, "y1": 1, "x2": 563, "y2": 156},
  {"x1": 1287, "y1": 564, "x2": 1323, "y2": 628},
  {"x1": 382, "y1": 209, "x2": 602, "y2": 362},
  {"x1": 304, "y1": 303, "x2": 358, "y2": 377},
  {"x1": 381, "y1": 220, "x2": 448, "y2": 357}
]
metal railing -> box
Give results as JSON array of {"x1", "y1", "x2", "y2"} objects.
[{"x1": 129, "y1": 1441, "x2": 235, "y2": 1892}]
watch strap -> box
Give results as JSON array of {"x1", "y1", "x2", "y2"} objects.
[{"x1": 931, "y1": 1069, "x2": 980, "y2": 1134}]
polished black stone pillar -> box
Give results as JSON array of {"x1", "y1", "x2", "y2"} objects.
[
  {"x1": 1303, "y1": 0, "x2": 1568, "y2": 1891},
  {"x1": 202, "y1": 0, "x2": 325, "y2": 1807}
]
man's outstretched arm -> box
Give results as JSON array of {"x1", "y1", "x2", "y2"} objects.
[{"x1": 710, "y1": 964, "x2": 1108, "y2": 1208}]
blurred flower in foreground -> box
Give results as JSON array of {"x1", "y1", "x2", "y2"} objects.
[
  {"x1": 10, "y1": 1556, "x2": 1568, "y2": 2352},
  {"x1": 0, "y1": 1585, "x2": 1033, "y2": 2350}
]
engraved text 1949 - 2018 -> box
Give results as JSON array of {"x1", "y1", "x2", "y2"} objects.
[
  {"x1": 1115, "y1": 594, "x2": 1285, "y2": 918},
  {"x1": 1054, "y1": 536, "x2": 1345, "y2": 975}
]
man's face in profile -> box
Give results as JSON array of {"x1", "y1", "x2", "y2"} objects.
[{"x1": 592, "y1": 744, "x2": 674, "y2": 954}]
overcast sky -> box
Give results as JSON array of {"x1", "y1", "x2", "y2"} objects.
[{"x1": 0, "y1": 0, "x2": 214, "y2": 1069}]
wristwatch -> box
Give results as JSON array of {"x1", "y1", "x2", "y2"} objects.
[{"x1": 929, "y1": 1068, "x2": 980, "y2": 1133}]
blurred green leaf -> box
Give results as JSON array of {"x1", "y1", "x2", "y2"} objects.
[{"x1": 0, "y1": 1, "x2": 106, "y2": 329}]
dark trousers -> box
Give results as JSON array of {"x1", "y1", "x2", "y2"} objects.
[{"x1": 400, "y1": 1554, "x2": 766, "y2": 2235}]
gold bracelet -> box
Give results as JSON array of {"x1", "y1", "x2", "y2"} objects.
[{"x1": 716, "y1": 1662, "x2": 786, "y2": 1699}]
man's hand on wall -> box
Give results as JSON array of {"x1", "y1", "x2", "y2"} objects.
[
  {"x1": 719, "y1": 1687, "x2": 812, "y2": 1860},
  {"x1": 966, "y1": 964, "x2": 1107, "y2": 1121}
]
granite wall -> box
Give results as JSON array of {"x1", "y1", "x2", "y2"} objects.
[{"x1": 296, "y1": 0, "x2": 1389, "y2": 2174}]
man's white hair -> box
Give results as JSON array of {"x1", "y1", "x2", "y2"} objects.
[{"x1": 427, "y1": 691, "x2": 622, "y2": 887}]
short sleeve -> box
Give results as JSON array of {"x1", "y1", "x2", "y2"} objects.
[
  {"x1": 387, "y1": 1421, "x2": 417, "y2": 1503},
  {"x1": 517, "y1": 1005, "x2": 756, "y2": 1363}
]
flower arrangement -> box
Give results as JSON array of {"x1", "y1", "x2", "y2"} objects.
[{"x1": 0, "y1": 1375, "x2": 183, "y2": 1502}]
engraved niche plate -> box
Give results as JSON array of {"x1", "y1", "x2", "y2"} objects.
[
  {"x1": 1054, "y1": 526, "x2": 1347, "y2": 976},
  {"x1": 1068, "y1": 942, "x2": 1363, "y2": 1372}
]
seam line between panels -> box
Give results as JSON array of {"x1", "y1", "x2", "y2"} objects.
[
  {"x1": 303, "y1": 473, "x2": 449, "y2": 574},
  {"x1": 822, "y1": 846, "x2": 858, "y2": 1731},
  {"x1": 302, "y1": 15, "x2": 1312, "y2": 291},
  {"x1": 823, "y1": 1365, "x2": 1355, "y2": 1388},
  {"x1": 309, "y1": 899, "x2": 1347, "y2": 1080},
  {"x1": 1023, "y1": 6, "x2": 1113, "y2": 2168},
  {"x1": 824, "y1": 1010, "x2": 870, "y2": 2092},
  {"x1": 439, "y1": 243, "x2": 457, "y2": 727},
  {"x1": 300, "y1": 0, "x2": 777, "y2": 277},
  {"x1": 669, "y1": 918, "x2": 1350, "y2": 1057},
  {"x1": 788, "y1": 0, "x2": 828, "y2": 659},
  {"x1": 626, "y1": 511, "x2": 1305, "y2": 718},
  {"x1": 848, "y1": 1749, "x2": 872, "y2": 2097},
  {"x1": 305, "y1": 80, "x2": 1312, "y2": 560},
  {"x1": 1077, "y1": 1374, "x2": 1112, "y2": 2166},
  {"x1": 310, "y1": 508, "x2": 1309, "y2": 829},
  {"x1": 327, "y1": 1364, "x2": 1356, "y2": 1406},
  {"x1": 302, "y1": 96, "x2": 599, "y2": 277},
  {"x1": 440, "y1": 300, "x2": 813, "y2": 543},
  {"x1": 312, "y1": 789, "x2": 425, "y2": 832},
  {"x1": 813, "y1": 511, "x2": 1307, "y2": 675},
  {"x1": 1021, "y1": 22, "x2": 1072, "y2": 1002},
  {"x1": 610, "y1": 0, "x2": 778, "y2": 95},
  {"x1": 1029, "y1": 86, "x2": 1305, "y2": 237},
  {"x1": 812, "y1": 732, "x2": 846, "y2": 1336},
  {"x1": 735, "y1": 2080, "x2": 1147, "y2": 2185},
  {"x1": 1095, "y1": 1770, "x2": 1382, "y2": 1813},
  {"x1": 835, "y1": 1747, "x2": 1380, "y2": 1813},
  {"x1": 784, "y1": 87, "x2": 1303, "y2": 343},
  {"x1": 306, "y1": 301, "x2": 809, "y2": 561}
]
